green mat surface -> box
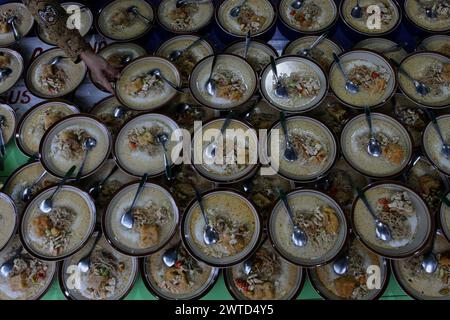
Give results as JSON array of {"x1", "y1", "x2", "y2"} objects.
[{"x1": 0, "y1": 140, "x2": 410, "y2": 300}]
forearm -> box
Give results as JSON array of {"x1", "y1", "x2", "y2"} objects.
[{"x1": 22, "y1": 0, "x2": 91, "y2": 61}]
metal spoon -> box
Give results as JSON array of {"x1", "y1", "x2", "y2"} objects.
[
  {"x1": 230, "y1": 0, "x2": 248, "y2": 18},
  {"x1": 205, "y1": 54, "x2": 219, "y2": 96},
  {"x1": 333, "y1": 240, "x2": 351, "y2": 275},
  {"x1": 424, "y1": 108, "x2": 450, "y2": 159},
  {"x1": 77, "y1": 231, "x2": 103, "y2": 273},
  {"x1": 194, "y1": 187, "x2": 219, "y2": 245},
  {"x1": 204, "y1": 111, "x2": 234, "y2": 159},
  {"x1": 176, "y1": 0, "x2": 212, "y2": 8},
  {"x1": 421, "y1": 230, "x2": 438, "y2": 274},
  {"x1": 149, "y1": 69, "x2": 183, "y2": 93},
  {"x1": 169, "y1": 34, "x2": 207, "y2": 62},
  {"x1": 0, "y1": 116, "x2": 6, "y2": 158},
  {"x1": 291, "y1": 0, "x2": 304, "y2": 10},
  {"x1": 280, "y1": 112, "x2": 298, "y2": 162},
  {"x1": 156, "y1": 133, "x2": 173, "y2": 181},
  {"x1": 75, "y1": 137, "x2": 97, "y2": 181},
  {"x1": 299, "y1": 32, "x2": 328, "y2": 57},
  {"x1": 39, "y1": 165, "x2": 77, "y2": 213},
  {"x1": 162, "y1": 242, "x2": 181, "y2": 268},
  {"x1": 48, "y1": 55, "x2": 68, "y2": 66},
  {"x1": 0, "y1": 245, "x2": 23, "y2": 278},
  {"x1": 356, "y1": 187, "x2": 392, "y2": 242},
  {"x1": 88, "y1": 166, "x2": 119, "y2": 200},
  {"x1": 379, "y1": 42, "x2": 408, "y2": 54},
  {"x1": 425, "y1": 6, "x2": 438, "y2": 19},
  {"x1": 270, "y1": 56, "x2": 289, "y2": 99},
  {"x1": 21, "y1": 170, "x2": 47, "y2": 202},
  {"x1": 113, "y1": 106, "x2": 126, "y2": 119},
  {"x1": 243, "y1": 31, "x2": 251, "y2": 60},
  {"x1": 0, "y1": 67, "x2": 12, "y2": 81},
  {"x1": 6, "y1": 16, "x2": 20, "y2": 41},
  {"x1": 120, "y1": 173, "x2": 148, "y2": 229},
  {"x1": 243, "y1": 254, "x2": 256, "y2": 275},
  {"x1": 365, "y1": 107, "x2": 382, "y2": 157},
  {"x1": 398, "y1": 66, "x2": 430, "y2": 96},
  {"x1": 278, "y1": 188, "x2": 307, "y2": 247},
  {"x1": 127, "y1": 6, "x2": 152, "y2": 24},
  {"x1": 120, "y1": 55, "x2": 132, "y2": 66},
  {"x1": 333, "y1": 53, "x2": 359, "y2": 94},
  {"x1": 351, "y1": 0, "x2": 362, "y2": 18}
]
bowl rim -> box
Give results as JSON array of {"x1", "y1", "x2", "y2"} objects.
[
  {"x1": 328, "y1": 49, "x2": 398, "y2": 110},
  {"x1": 0, "y1": 103, "x2": 17, "y2": 145},
  {"x1": 156, "y1": 0, "x2": 215, "y2": 34},
  {"x1": 36, "y1": 1, "x2": 94, "y2": 46},
  {"x1": 111, "y1": 111, "x2": 180, "y2": 179},
  {"x1": 0, "y1": 48, "x2": 25, "y2": 95},
  {"x1": 154, "y1": 33, "x2": 216, "y2": 58},
  {"x1": 215, "y1": 0, "x2": 278, "y2": 38},
  {"x1": 259, "y1": 54, "x2": 329, "y2": 113},
  {"x1": 188, "y1": 53, "x2": 259, "y2": 111},
  {"x1": 114, "y1": 55, "x2": 181, "y2": 111},
  {"x1": 439, "y1": 191, "x2": 450, "y2": 243},
  {"x1": 94, "y1": 0, "x2": 154, "y2": 42},
  {"x1": 397, "y1": 51, "x2": 450, "y2": 109},
  {"x1": 421, "y1": 112, "x2": 450, "y2": 176},
  {"x1": 350, "y1": 179, "x2": 434, "y2": 259},
  {"x1": 89, "y1": 42, "x2": 148, "y2": 93},
  {"x1": 101, "y1": 180, "x2": 180, "y2": 257},
  {"x1": 0, "y1": 2, "x2": 35, "y2": 48},
  {"x1": 24, "y1": 47, "x2": 88, "y2": 99},
  {"x1": 58, "y1": 230, "x2": 139, "y2": 300},
  {"x1": 340, "y1": 111, "x2": 414, "y2": 179},
  {"x1": 139, "y1": 251, "x2": 221, "y2": 300},
  {"x1": 278, "y1": 0, "x2": 339, "y2": 35},
  {"x1": 180, "y1": 187, "x2": 263, "y2": 268},
  {"x1": 190, "y1": 115, "x2": 261, "y2": 184},
  {"x1": 403, "y1": 0, "x2": 450, "y2": 34},
  {"x1": 265, "y1": 114, "x2": 339, "y2": 183},
  {"x1": 282, "y1": 36, "x2": 344, "y2": 62},
  {"x1": 38, "y1": 113, "x2": 112, "y2": 180},
  {"x1": 0, "y1": 192, "x2": 19, "y2": 253},
  {"x1": 267, "y1": 187, "x2": 349, "y2": 267},
  {"x1": 223, "y1": 242, "x2": 306, "y2": 300},
  {"x1": 19, "y1": 184, "x2": 97, "y2": 262},
  {"x1": 339, "y1": 0, "x2": 403, "y2": 37},
  {"x1": 307, "y1": 237, "x2": 391, "y2": 300},
  {"x1": 15, "y1": 99, "x2": 80, "y2": 157}
]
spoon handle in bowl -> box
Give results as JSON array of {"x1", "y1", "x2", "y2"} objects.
[
  {"x1": 130, "y1": 173, "x2": 148, "y2": 211},
  {"x1": 51, "y1": 165, "x2": 77, "y2": 200},
  {"x1": 194, "y1": 187, "x2": 209, "y2": 226},
  {"x1": 270, "y1": 56, "x2": 279, "y2": 81},
  {"x1": 424, "y1": 108, "x2": 447, "y2": 145},
  {"x1": 364, "y1": 106, "x2": 375, "y2": 138},
  {"x1": 209, "y1": 54, "x2": 218, "y2": 80},
  {"x1": 356, "y1": 187, "x2": 378, "y2": 221},
  {"x1": 244, "y1": 31, "x2": 251, "y2": 60},
  {"x1": 309, "y1": 31, "x2": 328, "y2": 50},
  {"x1": 332, "y1": 53, "x2": 350, "y2": 82}
]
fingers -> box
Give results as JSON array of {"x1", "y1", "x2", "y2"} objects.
[
  {"x1": 93, "y1": 71, "x2": 115, "y2": 94},
  {"x1": 104, "y1": 65, "x2": 121, "y2": 81}
]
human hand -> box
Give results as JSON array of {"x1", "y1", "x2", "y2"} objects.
[{"x1": 80, "y1": 49, "x2": 119, "y2": 94}]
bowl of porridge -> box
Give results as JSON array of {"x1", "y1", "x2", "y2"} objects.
[
  {"x1": 398, "y1": 52, "x2": 450, "y2": 108},
  {"x1": 418, "y1": 35, "x2": 450, "y2": 58},
  {"x1": 278, "y1": 0, "x2": 338, "y2": 34},
  {"x1": 25, "y1": 48, "x2": 87, "y2": 99},
  {"x1": 141, "y1": 234, "x2": 219, "y2": 300},
  {"x1": 114, "y1": 113, "x2": 181, "y2": 178},
  {"x1": 16, "y1": 100, "x2": 80, "y2": 157},
  {"x1": 157, "y1": 0, "x2": 214, "y2": 34},
  {"x1": 0, "y1": 192, "x2": 17, "y2": 252},
  {"x1": 0, "y1": 235, "x2": 57, "y2": 300},
  {"x1": 329, "y1": 50, "x2": 397, "y2": 108},
  {"x1": 0, "y1": 103, "x2": 16, "y2": 146},
  {"x1": 268, "y1": 189, "x2": 348, "y2": 267},
  {"x1": 192, "y1": 117, "x2": 259, "y2": 183},
  {"x1": 265, "y1": 115, "x2": 338, "y2": 183},
  {"x1": 0, "y1": 2, "x2": 34, "y2": 47},
  {"x1": 341, "y1": 0, "x2": 401, "y2": 36},
  {"x1": 20, "y1": 185, "x2": 96, "y2": 261},
  {"x1": 309, "y1": 237, "x2": 389, "y2": 300},
  {"x1": 423, "y1": 114, "x2": 450, "y2": 176},
  {"x1": 0, "y1": 48, "x2": 23, "y2": 95},
  {"x1": 40, "y1": 114, "x2": 112, "y2": 179},
  {"x1": 216, "y1": 0, "x2": 276, "y2": 38},
  {"x1": 404, "y1": 0, "x2": 450, "y2": 33},
  {"x1": 224, "y1": 239, "x2": 305, "y2": 300},
  {"x1": 59, "y1": 231, "x2": 139, "y2": 300},
  {"x1": 189, "y1": 54, "x2": 257, "y2": 110},
  {"x1": 181, "y1": 189, "x2": 262, "y2": 267},
  {"x1": 96, "y1": 0, "x2": 154, "y2": 41},
  {"x1": 341, "y1": 112, "x2": 413, "y2": 179},
  {"x1": 115, "y1": 56, "x2": 181, "y2": 111},
  {"x1": 260, "y1": 56, "x2": 328, "y2": 113},
  {"x1": 392, "y1": 231, "x2": 450, "y2": 300},
  {"x1": 354, "y1": 38, "x2": 408, "y2": 64},
  {"x1": 352, "y1": 182, "x2": 433, "y2": 258},
  {"x1": 156, "y1": 35, "x2": 214, "y2": 86},
  {"x1": 103, "y1": 182, "x2": 179, "y2": 256}
]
